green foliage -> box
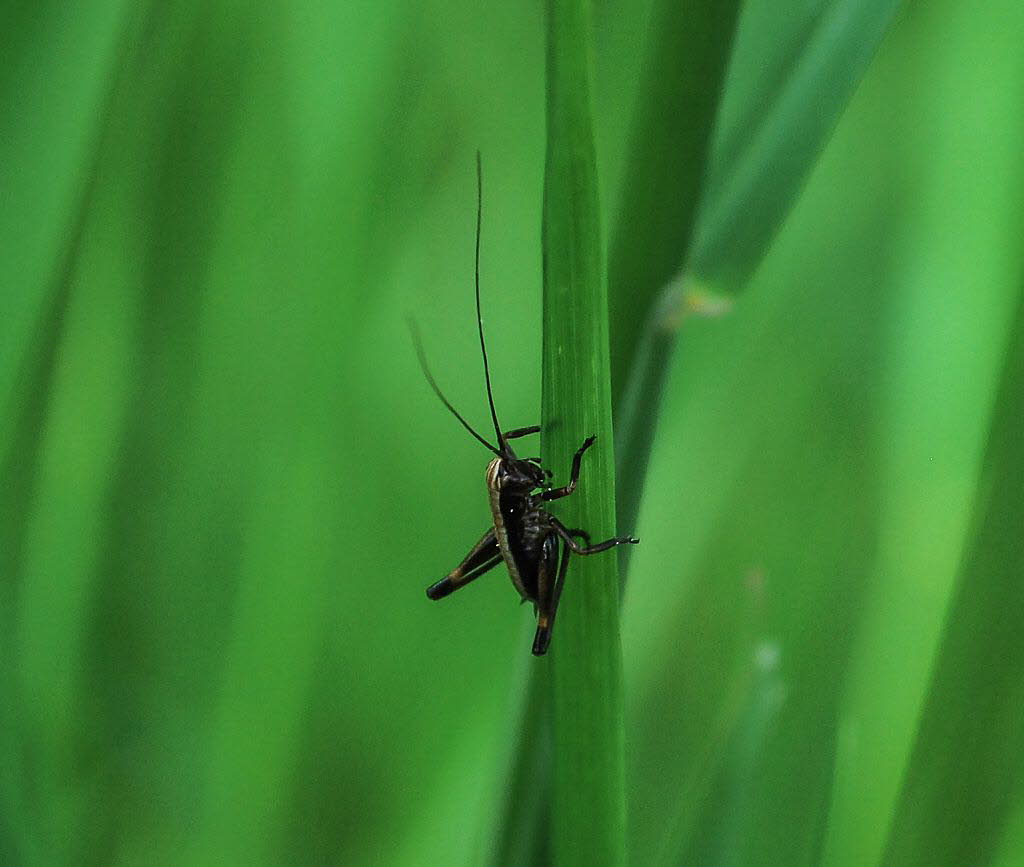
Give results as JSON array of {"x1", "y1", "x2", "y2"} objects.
[
  {"x1": 880, "y1": 287, "x2": 1024, "y2": 865},
  {"x1": 607, "y1": 0, "x2": 743, "y2": 398},
  {"x1": 690, "y1": 0, "x2": 902, "y2": 293},
  {"x1": 542, "y1": 1, "x2": 624, "y2": 865},
  {"x1": 2, "y1": 1, "x2": 1024, "y2": 866}
]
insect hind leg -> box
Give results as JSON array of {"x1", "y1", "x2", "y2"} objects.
[
  {"x1": 426, "y1": 527, "x2": 501, "y2": 599},
  {"x1": 551, "y1": 517, "x2": 638, "y2": 553},
  {"x1": 427, "y1": 555, "x2": 502, "y2": 599},
  {"x1": 531, "y1": 533, "x2": 563, "y2": 656},
  {"x1": 531, "y1": 529, "x2": 589, "y2": 656}
]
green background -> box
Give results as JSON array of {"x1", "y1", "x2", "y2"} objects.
[{"x1": 3, "y1": 1, "x2": 1024, "y2": 865}]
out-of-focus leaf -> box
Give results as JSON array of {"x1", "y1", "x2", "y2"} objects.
[
  {"x1": 607, "y1": 0, "x2": 742, "y2": 399},
  {"x1": 612, "y1": 0, "x2": 902, "y2": 554},
  {"x1": 879, "y1": 283, "x2": 1024, "y2": 865},
  {"x1": 626, "y1": 2, "x2": 1024, "y2": 862},
  {"x1": 689, "y1": 0, "x2": 902, "y2": 293},
  {"x1": 820, "y1": 2, "x2": 1024, "y2": 863}
]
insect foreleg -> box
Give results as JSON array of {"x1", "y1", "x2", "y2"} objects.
[{"x1": 541, "y1": 435, "x2": 597, "y2": 501}]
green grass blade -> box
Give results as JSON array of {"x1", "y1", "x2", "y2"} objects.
[
  {"x1": 488, "y1": 673, "x2": 552, "y2": 866},
  {"x1": 819, "y1": 4, "x2": 1024, "y2": 861},
  {"x1": 494, "y1": 6, "x2": 738, "y2": 851},
  {"x1": 606, "y1": 0, "x2": 742, "y2": 400},
  {"x1": 542, "y1": 1, "x2": 625, "y2": 864},
  {"x1": 0, "y1": 8, "x2": 148, "y2": 863},
  {"x1": 613, "y1": 281, "x2": 730, "y2": 576},
  {"x1": 879, "y1": 281, "x2": 1024, "y2": 865},
  {"x1": 690, "y1": 0, "x2": 902, "y2": 293},
  {"x1": 613, "y1": 0, "x2": 901, "y2": 554}
]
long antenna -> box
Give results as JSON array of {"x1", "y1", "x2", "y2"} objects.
[
  {"x1": 408, "y1": 318, "x2": 501, "y2": 456},
  {"x1": 475, "y1": 151, "x2": 505, "y2": 452}
]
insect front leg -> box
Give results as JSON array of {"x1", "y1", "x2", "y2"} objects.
[
  {"x1": 426, "y1": 528, "x2": 502, "y2": 600},
  {"x1": 541, "y1": 435, "x2": 597, "y2": 501}
]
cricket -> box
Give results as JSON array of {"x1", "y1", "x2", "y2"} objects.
[{"x1": 412, "y1": 153, "x2": 638, "y2": 656}]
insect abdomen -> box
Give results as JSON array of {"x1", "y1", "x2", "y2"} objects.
[{"x1": 486, "y1": 458, "x2": 535, "y2": 601}]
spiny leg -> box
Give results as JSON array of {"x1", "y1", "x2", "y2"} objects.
[
  {"x1": 550, "y1": 517, "x2": 639, "y2": 553},
  {"x1": 426, "y1": 527, "x2": 501, "y2": 599},
  {"x1": 541, "y1": 435, "x2": 596, "y2": 501}
]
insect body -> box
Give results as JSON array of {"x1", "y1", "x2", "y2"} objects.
[{"x1": 413, "y1": 154, "x2": 638, "y2": 656}]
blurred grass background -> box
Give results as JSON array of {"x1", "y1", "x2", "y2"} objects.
[{"x1": 2, "y1": 1, "x2": 1024, "y2": 865}]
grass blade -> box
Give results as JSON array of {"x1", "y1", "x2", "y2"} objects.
[
  {"x1": 880, "y1": 280, "x2": 1024, "y2": 865},
  {"x1": 542, "y1": 1, "x2": 625, "y2": 864},
  {"x1": 690, "y1": 0, "x2": 902, "y2": 293},
  {"x1": 606, "y1": 0, "x2": 742, "y2": 400},
  {"x1": 614, "y1": 0, "x2": 901, "y2": 551}
]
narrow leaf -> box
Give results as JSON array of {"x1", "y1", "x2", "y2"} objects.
[
  {"x1": 542, "y1": 1, "x2": 626, "y2": 864},
  {"x1": 881, "y1": 283, "x2": 1024, "y2": 865}
]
